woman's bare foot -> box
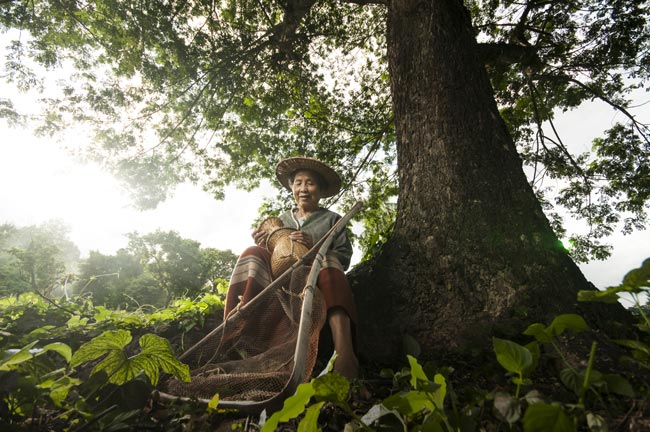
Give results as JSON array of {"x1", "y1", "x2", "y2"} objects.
[{"x1": 334, "y1": 352, "x2": 359, "y2": 380}]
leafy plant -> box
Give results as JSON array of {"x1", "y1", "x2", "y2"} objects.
[
  {"x1": 259, "y1": 354, "x2": 452, "y2": 432},
  {"x1": 492, "y1": 314, "x2": 634, "y2": 431},
  {"x1": 70, "y1": 330, "x2": 190, "y2": 386},
  {"x1": 579, "y1": 258, "x2": 650, "y2": 370}
]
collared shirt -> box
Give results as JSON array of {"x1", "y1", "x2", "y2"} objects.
[{"x1": 279, "y1": 207, "x2": 353, "y2": 270}]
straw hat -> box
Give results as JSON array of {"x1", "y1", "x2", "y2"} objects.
[{"x1": 276, "y1": 156, "x2": 342, "y2": 198}]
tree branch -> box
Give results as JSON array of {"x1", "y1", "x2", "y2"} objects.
[
  {"x1": 565, "y1": 76, "x2": 650, "y2": 145},
  {"x1": 510, "y1": 0, "x2": 535, "y2": 46},
  {"x1": 340, "y1": 0, "x2": 387, "y2": 5},
  {"x1": 477, "y1": 42, "x2": 540, "y2": 68}
]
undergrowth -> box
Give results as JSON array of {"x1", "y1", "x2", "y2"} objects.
[{"x1": 1, "y1": 259, "x2": 649, "y2": 431}]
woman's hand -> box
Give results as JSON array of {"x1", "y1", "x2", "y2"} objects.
[
  {"x1": 252, "y1": 228, "x2": 267, "y2": 247},
  {"x1": 289, "y1": 230, "x2": 313, "y2": 248}
]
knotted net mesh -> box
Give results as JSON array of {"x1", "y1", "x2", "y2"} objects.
[{"x1": 165, "y1": 265, "x2": 326, "y2": 402}]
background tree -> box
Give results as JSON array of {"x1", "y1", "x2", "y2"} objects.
[
  {"x1": 0, "y1": 221, "x2": 80, "y2": 296},
  {"x1": 0, "y1": 224, "x2": 29, "y2": 296},
  {"x1": 75, "y1": 249, "x2": 143, "y2": 308},
  {"x1": 126, "y1": 230, "x2": 207, "y2": 304},
  {"x1": 200, "y1": 247, "x2": 238, "y2": 289},
  {"x1": 123, "y1": 272, "x2": 167, "y2": 309},
  {"x1": 75, "y1": 243, "x2": 237, "y2": 308},
  {"x1": 1, "y1": 0, "x2": 648, "y2": 362}
]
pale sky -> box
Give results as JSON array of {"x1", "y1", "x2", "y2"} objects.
[
  {"x1": 0, "y1": 121, "x2": 274, "y2": 256},
  {"x1": 0, "y1": 35, "x2": 648, "y2": 293}
]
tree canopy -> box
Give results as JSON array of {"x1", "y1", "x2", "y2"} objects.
[{"x1": 1, "y1": 0, "x2": 648, "y2": 261}]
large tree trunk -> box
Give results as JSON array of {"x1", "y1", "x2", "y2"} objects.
[{"x1": 350, "y1": 0, "x2": 621, "y2": 364}]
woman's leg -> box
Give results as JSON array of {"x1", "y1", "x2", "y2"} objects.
[
  {"x1": 328, "y1": 306, "x2": 359, "y2": 380},
  {"x1": 224, "y1": 246, "x2": 272, "y2": 317}
]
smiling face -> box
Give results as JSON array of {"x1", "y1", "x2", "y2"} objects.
[{"x1": 291, "y1": 169, "x2": 323, "y2": 212}]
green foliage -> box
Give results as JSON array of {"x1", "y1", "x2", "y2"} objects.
[
  {"x1": 0, "y1": 288, "x2": 223, "y2": 430},
  {"x1": 262, "y1": 381, "x2": 317, "y2": 432},
  {"x1": 85, "y1": 230, "x2": 237, "y2": 309},
  {"x1": 523, "y1": 314, "x2": 589, "y2": 343},
  {"x1": 0, "y1": 221, "x2": 79, "y2": 297},
  {"x1": 126, "y1": 230, "x2": 207, "y2": 303},
  {"x1": 492, "y1": 312, "x2": 636, "y2": 431},
  {"x1": 1, "y1": 223, "x2": 235, "y2": 313},
  {"x1": 75, "y1": 249, "x2": 143, "y2": 307},
  {"x1": 2, "y1": 0, "x2": 648, "y2": 258},
  {"x1": 493, "y1": 337, "x2": 534, "y2": 396},
  {"x1": 0, "y1": 340, "x2": 71, "y2": 370},
  {"x1": 262, "y1": 354, "x2": 453, "y2": 431},
  {"x1": 70, "y1": 330, "x2": 190, "y2": 386},
  {"x1": 580, "y1": 257, "x2": 650, "y2": 372},
  {"x1": 522, "y1": 403, "x2": 575, "y2": 432},
  {"x1": 0, "y1": 268, "x2": 644, "y2": 430}
]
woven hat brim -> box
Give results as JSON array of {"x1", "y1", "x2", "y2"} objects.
[{"x1": 275, "y1": 157, "x2": 342, "y2": 198}]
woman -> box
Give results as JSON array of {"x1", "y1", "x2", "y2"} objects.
[{"x1": 224, "y1": 156, "x2": 359, "y2": 380}]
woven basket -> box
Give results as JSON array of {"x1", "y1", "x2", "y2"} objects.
[
  {"x1": 258, "y1": 216, "x2": 284, "y2": 236},
  {"x1": 266, "y1": 228, "x2": 309, "y2": 278}
]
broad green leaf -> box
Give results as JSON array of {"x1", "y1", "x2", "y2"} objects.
[
  {"x1": 522, "y1": 323, "x2": 552, "y2": 343},
  {"x1": 601, "y1": 374, "x2": 635, "y2": 398},
  {"x1": 493, "y1": 337, "x2": 533, "y2": 376},
  {"x1": 383, "y1": 390, "x2": 435, "y2": 416},
  {"x1": 92, "y1": 348, "x2": 130, "y2": 384},
  {"x1": 523, "y1": 341, "x2": 540, "y2": 375},
  {"x1": 577, "y1": 287, "x2": 625, "y2": 303},
  {"x1": 561, "y1": 367, "x2": 605, "y2": 396},
  {"x1": 548, "y1": 314, "x2": 588, "y2": 336},
  {"x1": 432, "y1": 374, "x2": 446, "y2": 410},
  {"x1": 70, "y1": 330, "x2": 131, "y2": 367},
  {"x1": 312, "y1": 373, "x2": 349, "y2": 405},
  {"x1": 39, "y1": 376, "x2": 81, "y2": 407},
  {"x1": 41, "y1": 342, "x2": 72, "y2": 363},
  {"x1": 523, "y1": 403, "x2": 575, "y2": 432},
  {"x1": 0, "y1": 340, "x2": 39, "y2": 370},
  {"x1": 559, "y1": 368, "x2": 581, "y2": 395},
  {"x1": 403, "y1": 334, "x2": 421, "y2": 358},
  {"x1": 27, "y1": 325, "x2": 55, "y2": 338},
  {"x1": 207, "y1": 394, "x2": 219, "y2": 412},
  {"x1": 417, "y1": 415, "x2": 446, "y2": 432},
  {"x1": 138, "y1": 334, "x2": 190, "y2": 384},
  {"x1": 581, "y1": 260, "x2": 650, "y2": 303},
  {"x1": 615, "y1": 339, "x2": 650, "y2": 355},
  {"x1": 297, "y1": 401, "x2": 324, "y2": 432},
  {"x1": 66, "y1": 315, "x2": 89, "y2": 329},
  {"x1": 70, "y1": 331, "x2": 188, "y2": 385},
  {"x1": 622, "y1": 259, "x2": 650, "y2": 290},
  {"x1": 93, "y1": 306, "x2": 111, "y2": 322},
  {"x1": 262, "y1": 382, "x2": 315, "y2": 432},
  {"x1": 407, "y1": 355, "x2": 429, "y2": 389}
]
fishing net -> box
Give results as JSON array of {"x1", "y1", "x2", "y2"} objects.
[{"x1": 164, "y1": 265, "x2": 327, "y2": 402}]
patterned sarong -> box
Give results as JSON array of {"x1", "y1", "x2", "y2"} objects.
[{"x1": 225, "y1": 245, "x2": 357, "y2": 325}]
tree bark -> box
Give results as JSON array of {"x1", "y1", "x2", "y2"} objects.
[{"x1": 349, "y1": 0, "x2": 625, "y2": 364}]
